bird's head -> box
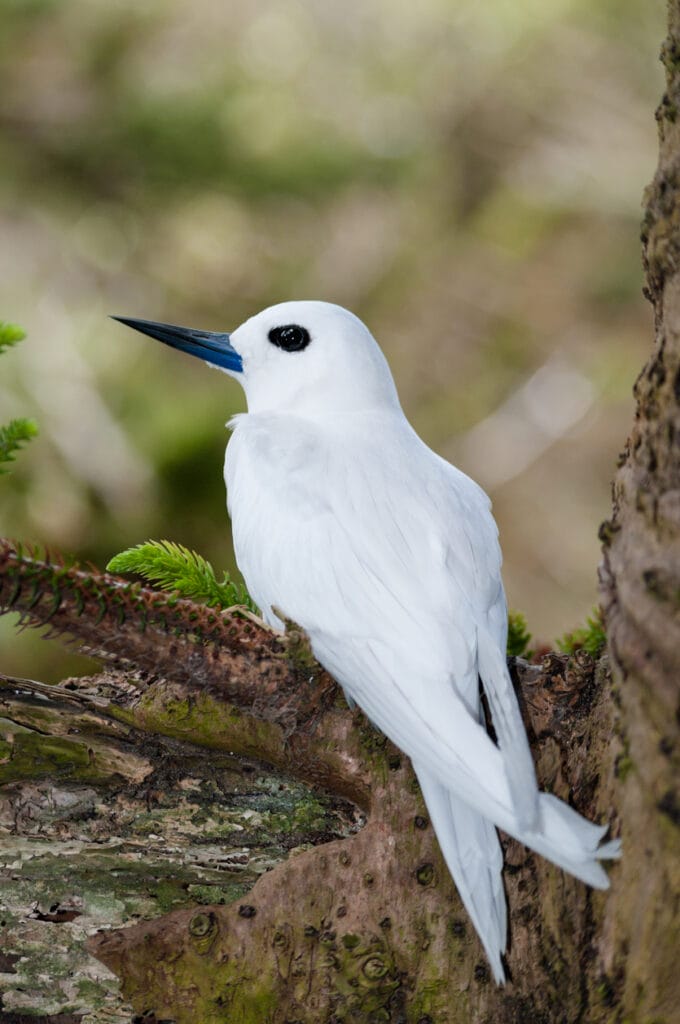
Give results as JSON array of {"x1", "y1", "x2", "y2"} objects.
[{"x1": 113, "y1": 300, "x2": 400, "y2": 416}]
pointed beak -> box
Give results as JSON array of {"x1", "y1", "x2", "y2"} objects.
[{"x1": 111, "y1": 316, "x2": 243, "y2": 374}]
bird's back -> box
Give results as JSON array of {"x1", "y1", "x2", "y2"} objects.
[{"x1": 225, "y1": 406, "x2": 505, "y2": 674}]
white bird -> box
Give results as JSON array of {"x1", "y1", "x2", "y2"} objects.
[{"x1": 114, "y1": 301, "x2": 620, "y2": 983}]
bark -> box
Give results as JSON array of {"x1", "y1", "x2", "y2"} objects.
[
  {"x1": 595, "y1": 2, "x2": 680, "y2": 1017},
  {"x1": 1, "y1": 8, "x2": 679, "y2": 1020}
]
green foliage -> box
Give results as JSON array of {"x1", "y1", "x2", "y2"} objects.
[
  {"x1": 506, "y1": 610, "x2": 532, "y2": 658},
  {"x1": 107, "y1": 540, "x2": 257, "y2": 612},
  {"x1": 0, "y1": 323, "x2": 37, "y2": 474},
  {"x1": 0, "y1": 321, "x2": 26, "y2": 353},
  {"x1": 557, "y1": 607, "x2": 606, "y2": 657},
  {"x1": 0, "y1": 418, "x2": 39, "y2": 474}
]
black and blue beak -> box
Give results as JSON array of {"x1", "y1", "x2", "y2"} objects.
[{"x1": 112, "y1": 316, "x2": 243, "y2": 374}]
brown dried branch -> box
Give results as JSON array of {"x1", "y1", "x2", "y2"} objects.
[{"x1": 0, "y1": 538, "x2": 338, "y2": 731}]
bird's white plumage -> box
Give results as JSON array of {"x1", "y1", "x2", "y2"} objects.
[{"x1": 219, "y1": 300, "x2": 620, "y2": 983}]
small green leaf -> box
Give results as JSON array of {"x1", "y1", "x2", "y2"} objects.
[
  {"x1": 507, "y1": 610, "x2": 532, "y2": 658},
  {"x1": 0, "y1": 322, "x2": 27, "y2": 354},
  {"x1": 0, "y1": 417, "x2": 38, "y2": 473},
  {"x1": 107, "y1": 540, "x2": 257, "y2": 612}
]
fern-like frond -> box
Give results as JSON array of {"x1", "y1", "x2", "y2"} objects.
[
  {"x1": 0, "y1": 321, "x2": 26, "y2": 354},
  {"x1": 107, "y1": 540, "x2": 257, "y2": 612},
  {"x1": 0, "y1": 418, "x2": 38, "y2": 473}
]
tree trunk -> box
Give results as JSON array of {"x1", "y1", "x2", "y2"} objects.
[
  {"x1": 596, "y1": 1, "x2": 680, "y2": 1016},
  {"x1": 1, "y1": 8, "x2": 679, "y2": 1022}
]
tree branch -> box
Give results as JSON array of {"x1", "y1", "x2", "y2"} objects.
[{"x1": 0, "y1": 539, "x2": 375, "y2": 807}]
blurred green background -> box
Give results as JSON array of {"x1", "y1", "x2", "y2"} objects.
[{"x1": 0, "y1": 0, "x2": 664, "y2": 680}]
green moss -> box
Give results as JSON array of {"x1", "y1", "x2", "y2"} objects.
[
  {"x1": 164, "y1": 696, "x2": 192, "y2": 722},
  {"x1": 12, "y1": 847, "x2": 257, "y2": 924},
  {"x1": 188, "y1": 882, "x2": 250, "y2": 905},
  {"x1": 507, "y1": 610, "x2": 532, "y2": 658},
  {"x1": 615, "y1": 755, "x2": 635, "y2": 781},
  {"x1": 557, "y1": 607, "x2": 606, "y2": 657},
  {"x1": 290, "y1": 796, "x2": 328, "y2": 832},
  {"x1": 661, "y1": 38, "x2": 680, "y2": 72},
  {"x1": 359, "y1": 723, "x2": 388, "y2": 752},
  {"x1": 75, "y1": 977, "x2": 109, "y2": 1007},
  {"x1": 154, "y1": 878, "x2": 190, "y2": 912},
  {"x1": 0, "y1": 731, "x2": 108, "y2": 785},
  {"x1": 133, "y1": 952, "x2": 281, "y2": 1024},
  {"x1": 115, "y1": 687, "x2": 279, "y2": 770},
  {"x1": 283, "y1": 623, "x2": 318, "y2": 672}
]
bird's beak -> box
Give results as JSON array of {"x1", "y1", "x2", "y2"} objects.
[{"x1": 111, "y1": 316, "x2": 243, "y2": 374}]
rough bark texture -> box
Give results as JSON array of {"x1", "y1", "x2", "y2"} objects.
[
  {"x1": 597, "y1": 2, "x2": 680, "y2": 1020},
  {"x1": 1, "y1": 634, "x2": 621, "y2": 1023},
  {"x1": 2, "y1": 9, "x2": 680, "y2": 1021}
]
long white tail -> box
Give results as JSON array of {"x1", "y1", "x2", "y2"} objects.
[
  {"x1": 415, "y1": 763, "x2": 620, "y2": 981},
  {"x1": 518, "y1": 792, "x2": 621, "y2": 888},
  {"x1": 414, "y1": 762, "x2": 508, "y2": 984},
  {"x1": 340, "y1": 632, "x2": 620, "y2": 980},
  {"x1": 475, "y1": 620, "x2": 621, "y2": 887}
]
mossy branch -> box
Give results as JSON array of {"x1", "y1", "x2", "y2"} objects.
[
  {"x1": 0, "y1": 538, "x2": 371, "y2": 809},
  {"x1": 0, "y1": 539, "x2": 336, "y2": 734}
]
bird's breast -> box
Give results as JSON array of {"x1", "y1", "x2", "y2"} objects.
[{"x1": 224, "y1": 416, "x2": 337, "y2": 624}]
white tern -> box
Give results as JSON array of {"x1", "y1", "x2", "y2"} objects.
[{"x1": 114, "y1": 301, "x2": 620, "y2": 982}]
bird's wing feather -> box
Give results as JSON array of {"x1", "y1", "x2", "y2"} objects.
[
  {"x1": 477, "y1": 618, "x2": 538, "y2": 829},
  {"x1": 227, "y1": 413, "x2": 538, "y2": 826},
  {"x1": 414, "y1": 761, "x2": 506, "y2": 983}
]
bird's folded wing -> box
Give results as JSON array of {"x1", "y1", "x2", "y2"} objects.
[
  {"x1": 476, "y1": 618, "x2": 539, "y2": 830},
  {"x1": 228, "y1": 416, "x2": 539, "y2": 825}
]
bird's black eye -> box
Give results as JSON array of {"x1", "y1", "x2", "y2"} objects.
[{"x1": 267, "y1": 323, "x2": 311, "y2": 352}]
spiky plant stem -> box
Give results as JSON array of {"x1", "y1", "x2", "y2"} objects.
[{"x1": 0, "y1": 539, "x2": 337, "y2": 732}]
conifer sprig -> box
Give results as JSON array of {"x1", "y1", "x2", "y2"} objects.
[
  {"x1": 0, "y1": 418, "x2": 39, "y2": 473},
  {"x1": 0, "y1": 322, "x2": 37, "y2": 473},
  {"x1": 107, "y1": 540, "x2": 257, "y2": 612}
]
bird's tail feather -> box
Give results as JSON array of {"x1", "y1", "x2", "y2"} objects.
[
  {"x1": 414, "y1": 762, "x2": 507, "y2": 984},
  {"x1": 476, "y1": 622, "x2": 539, "y2": 831},
  {"x1": 516, "y1": 792, "x2": 621, "y2": 889},
  {"x1": 474, "y1": 622, "x2": 621, "y2": 887},
  {"x1": 413, "y1": 766, "x2": 621, "y2": 983}
]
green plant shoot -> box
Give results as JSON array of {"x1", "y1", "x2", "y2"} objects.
[
  {"x1": 506, "y1": 610, "x2": 533, "y2": 658},
  {"x1": 557, "y1": 606, "x2": 606, "y2": 657},
  {"x1": 0, "y1": 322, "x2": 38, "y2": 474},
  {"x1": 107, "y1": 540, "x2": 258, "y2": 612}
]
